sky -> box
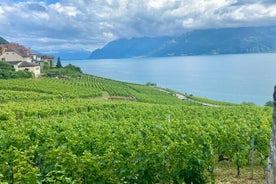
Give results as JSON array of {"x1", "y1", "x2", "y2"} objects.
[{"x1": 0, "y1": 0, "x2": 276, "y2": 54}]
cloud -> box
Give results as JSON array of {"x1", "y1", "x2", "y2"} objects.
[{"x1": 0, "y1": 0, "x2": 276, "y2": 54}]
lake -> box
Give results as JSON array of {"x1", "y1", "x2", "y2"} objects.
[{"x1": 63, "y1": 53, "x2": 276, "y2": 105}]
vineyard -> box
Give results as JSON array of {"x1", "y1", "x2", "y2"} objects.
[{"x1": 0, "y1": 75, "x2": 272, "y2": 183}]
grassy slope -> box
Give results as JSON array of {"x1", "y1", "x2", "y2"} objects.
[
  {"x1": 0, "y1": 75, "x2": 203, "y2": 105},
  {"x1": 0, "y1": 74, "x2": 272, "y2": 183}
]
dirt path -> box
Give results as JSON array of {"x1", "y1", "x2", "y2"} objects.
[{"x1": 175, "y1": 92, "x2": 219, "y2": 107}]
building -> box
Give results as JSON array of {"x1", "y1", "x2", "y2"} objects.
[
  {"x1": 0, "y1": 43, "x2": 54, "y2": 77},
  {"x1": 32, "y1": 54, "x2": 55, "y2": 68},
  {"x1": 8, "y1": 61, "x2": 41, "y2": 78},
  {"x1": 0, "y1": 49, "x2": 33, "y2": 62},
  {"x1": 0, "y1": 43, "x2": 32, "y2": 62}
]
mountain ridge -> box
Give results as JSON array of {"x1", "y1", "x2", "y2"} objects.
[
  {"x1": 0, "y1": 36, "x2": 9, "y2": 44},
  {"x1": 89, "y1": 25, "x2": 276, "y2": 59}
]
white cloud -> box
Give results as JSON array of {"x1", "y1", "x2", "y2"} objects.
[
  {"x1": 49, "y1": 2, "x2": 80, "y2": 17},
  {"x1": 182, "y1": 18, "x2": 195, "y2": 27},
  {"x1": 0, "y1": 0, "x2": 276, "y2": 53},
  {"x1": 0, "y1": 7, "x2": 4, "y2": 19},
  {"x1": 219, "y1": 3, "x2": 276, "y2": 23}
]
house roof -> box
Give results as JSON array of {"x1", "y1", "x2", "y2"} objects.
[
  {"x1": 43, "y1": 55, "x2": 54, "y2": 59},
  {"x1": 32, "y1": 53, "x2": 54, "y2": 59},
  {"x1": 7, "y1": 61, "x2": 22, "y2": 65},
  {"x1": 7, "y1": 61, "x2": 39, "y2": 67},
  {"x1": 18, "y1": 61, "x2": 39, "y2": 68},
  {"x1": 0, "y1": 43, "x2": 33, "y2": 57}
]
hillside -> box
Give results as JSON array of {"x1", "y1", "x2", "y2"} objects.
[
  {"x1": 89, "y1": 25, "x2": 276, "y2": 59},
  {"x1": 0, "y1": 36, "x2": 8, "y2": 44},
  {"x1": 0, "y1": 74, "x2": 272, "y2": 183},
  {"x1": 90, "y1": 37, "x2": 171, "y2": 59}
]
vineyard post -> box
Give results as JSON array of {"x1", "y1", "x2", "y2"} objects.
[{"x1": 251, "y1": 135, "x2": 254, "y2": 179}]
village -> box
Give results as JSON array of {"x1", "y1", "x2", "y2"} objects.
[{"x1": 0, "y1": 43, "x2": 54, "y2": 78}]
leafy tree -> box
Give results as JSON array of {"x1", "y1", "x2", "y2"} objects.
[
  {"x1": 64, "y1": 64, "x2": 82, "y2": 73},
  {"x1": 0, "y1": 61, "x2": 14, "y2": 71},
  {"x1": 56, "y1": 57, "x2": 62, "y2": 68},
  {"x1": 43, "y1": 62, "x2": 50, "y2": 71},
  {"x1": 265, "y1": 101, "x2": 273, "y2": 107},
  {"x1": 146, "y1": 82, "x2": 157, "y2": 87}
]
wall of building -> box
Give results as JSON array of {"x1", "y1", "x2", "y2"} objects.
[
  {"x1": 18, "y1": 66, "x2": 41, "y2": 78},
  {"x1": 0, "y1": 51, "x2": 23, "y2": 61}
]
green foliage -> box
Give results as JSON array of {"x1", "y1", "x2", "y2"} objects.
[
  {"x1": 265, "y1": 101, "x2": 274, "y2": 107},
  {"x1": 43, "y1": 62, "x2": 50, "y2": 71},
  {"x1": 15, "y1": 70, "x2": 33, "y2": 78},
  {"x1": 64, "y1": 64, "x2": 82, "y2": 73},
  {"x1": 186, "y1": 94, "x2": 237, "y2": 106},
  {"x1": 45, "y1": 64, "x2": 83, "y2": 78},
  {"x1": 0, "y1": 62, "x2": 32, "y2": 79},
  {"x1": 56, "y1": 57, "x2": 62, "y2": 68},
  {"x1": 241, "y1": 101, "x2": 256, "y2": 106},
  {"x1": 146, "y1": 82, "x2": 157, "y2": 87},
  {"x1": 0, "y1": 61, "x2": 14, "y2": 71},
  {"x1": 0, "y1": 75, "x2": 272, "y2": 183}
]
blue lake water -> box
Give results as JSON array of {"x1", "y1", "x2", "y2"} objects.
[{"x1": 63, "y1": 53, "x2": 276, "y2": 105}]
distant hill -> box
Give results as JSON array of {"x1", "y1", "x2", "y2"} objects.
[
  {"x1": 89, "y1": 37, "x2": 171, "y2": 59},
  {"x1": 89, "y1": 25, "x2": 276, "y2": 59},
  {"x1": 44, "y1": 50, "x2": 92, "y2": 60},
  {"x1": 0, "y1": 36, "x2": 9, "y2": 44}
]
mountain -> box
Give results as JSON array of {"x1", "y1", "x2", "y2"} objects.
[
  {"x1": 43, "y1": 50, "x2": 92, "y2": 60},
  {"x1": 0, "y1": 36, "x2": 9, "y2": 44},
  {"x1": 90, "y1": 37, "x2": 171, "y2": 59},
  {"x1": 89, "y1": 25, "x2": 276, "y2": 59}
]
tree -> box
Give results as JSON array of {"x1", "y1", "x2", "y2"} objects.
[
  {"x1": 43, "y1": 62, "x2": 50, "y2": 71},
  {"x1": 0, "y1": 61, "x2": 14, "y2": 71},
  {"x1": 265, "y1": 101, "x2": 273, "y2": 107},
  {"x1": 64, "y1": 64, "x2": 82, "y2": 73},
  {"x1": 50, "y1": 60, "x2": 53, "y2": 68},
  {"x1": 56, "y1": 57, "x2": 62, "y2": 68}
]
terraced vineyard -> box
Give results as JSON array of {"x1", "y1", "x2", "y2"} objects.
[{"x1": 0, "y1": 75, "x2": 272, "y2": 183}]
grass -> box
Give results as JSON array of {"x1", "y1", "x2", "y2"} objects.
[{"x1": 215, "y1": 161, "x2": 266, "y2": 183}]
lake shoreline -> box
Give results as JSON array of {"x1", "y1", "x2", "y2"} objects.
[{"x1": 63, "y1": 53, "x2": 276, "y2": 105}]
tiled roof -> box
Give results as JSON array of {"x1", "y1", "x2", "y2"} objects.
[{"x1": 0, "y1": 43, "x2": 33, "y2": 57}]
